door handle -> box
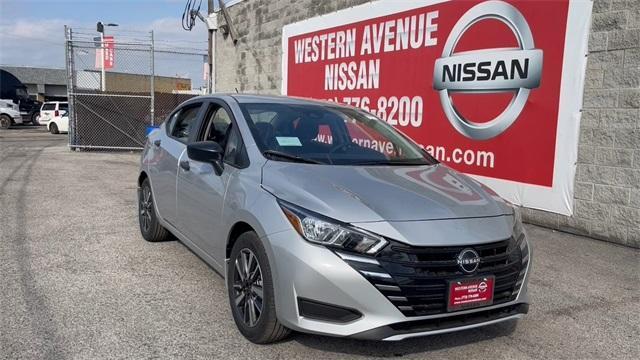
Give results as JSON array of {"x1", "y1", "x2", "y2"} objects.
[
  {"x1": 153, "y1": 139, "x2": 161, "y2": 147},
  {"x1": 179, "y1": 160, "x2": 190, "y2": 171}
]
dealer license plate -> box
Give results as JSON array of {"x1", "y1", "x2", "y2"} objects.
[{"x1": 447, "y1": 276, "x2": 495, "y2": 312}]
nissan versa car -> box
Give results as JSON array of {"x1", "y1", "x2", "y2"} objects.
[{"x1": 138, "y1": 95, "x2": 531, "y2": 343}]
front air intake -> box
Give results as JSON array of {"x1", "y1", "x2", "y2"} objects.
[{"x1": 297, "y1": 297, "x2": 362, "y2": 323}]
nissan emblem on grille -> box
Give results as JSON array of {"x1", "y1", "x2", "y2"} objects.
[
  {"x1": 457, "y1": 248, "x2": 481, "y2": 273},
  {"x1": 433, "y1": 0, "x2": 543, "y2": 140}
]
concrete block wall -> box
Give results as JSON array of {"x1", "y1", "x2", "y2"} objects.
[
  {"x1": 523, "y1": 0, "x2": 639, "y2": 248},
  {"x1": 215, "y1": 0, "x2": 640, "y2": 248}
]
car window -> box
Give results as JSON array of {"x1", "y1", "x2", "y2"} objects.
[
  {"x1": 165, "y1": 111, "x2": 180, "y2": 134},
  {"x1": 199, "y1": 104, "x2": 248, "y2": 168},
  {"x1": 42, "y1": 103, "x2": 56, "y2": 111},
  {"x1": 224, "y1": 126, "x2": 249, "y2": 168},
  {"x1": 59, "y1": 103, "x2": 69, "y2": 111},
  {"x1": 315, "y1": 124, "x2": 334, "y2": 145},
  {"x1": 201, "y1": 107, "x2": 232, "y2": 144},
  {"x1": 170, "y1": 104, "x2": 201, "y2": 143}
]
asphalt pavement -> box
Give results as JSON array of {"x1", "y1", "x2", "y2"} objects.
[{"x1": 0, "y1": 127, "x2": 638, "y2": 359}]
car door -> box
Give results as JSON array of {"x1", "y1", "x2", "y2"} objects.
[
  {"x1": 176, "y1": 100, "x2": 249, "y2": 266},
  {"x1": 40, "y1": 103, "x2": 56, "y2": 122},
  {"x1": 58, "y1": 103, "x2": 69, "y2": 131},
  {"x1": 149, "y1": 101, "x2": 204, "y2": 227}
]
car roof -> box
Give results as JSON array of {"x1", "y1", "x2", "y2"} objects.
[{"x1": 191, "y1": 93, "x2": 352, "y2": 109}]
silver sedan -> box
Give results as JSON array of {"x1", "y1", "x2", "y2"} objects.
[{"x1": 138, "y1": 94, "x2": 531, "y2": 343}]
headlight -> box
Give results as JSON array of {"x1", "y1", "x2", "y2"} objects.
[
  {"x1": 510, "y1": 204, "x2": 528, "y2": 252},
  {"x1": 278, "y1": 200, "x2": 388, "y2": 255}
]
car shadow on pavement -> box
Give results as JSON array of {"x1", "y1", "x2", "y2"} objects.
[{"x1": 290, "y1": 319, "x2": 518, "y2": 357}]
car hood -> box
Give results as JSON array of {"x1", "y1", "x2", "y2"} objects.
[{"x1": 261, "y1": 161, "x2": 512, "y2": 223}]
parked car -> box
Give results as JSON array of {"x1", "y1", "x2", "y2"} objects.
[
  {"x1": 39, "y1": 101, "x2": 68, "y2": 128},
  {"x1": 0, "y1": 98, "x2": 24, "y2": 129},
  {"x1": 47, "y1": 110, "x2": 69, "y2": 134},
  {"x1": 138, "y1": 95, "x2": 531, "y2": 343}
]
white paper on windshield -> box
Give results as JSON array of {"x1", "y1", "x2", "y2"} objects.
[{"x1": 276, "y1": 137, "x2": 302, "y2": 146}]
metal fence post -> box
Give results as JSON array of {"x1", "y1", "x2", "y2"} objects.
[
  {"x1": 150, "y1": 30, "x2": 155, "y2": 126},
  {"x1": 64, "y1": 25, "x2": 77, "y2": 150}
]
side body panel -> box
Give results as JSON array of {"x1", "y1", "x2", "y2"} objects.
[
  {"x1": 150, "y1": 133, "x2": 185, "y2": 226},
  {"x1": 176, "y1": 153, "x2": 235, "y2": 268}
]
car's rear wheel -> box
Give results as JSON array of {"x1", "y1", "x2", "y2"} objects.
[
  {"x1": 0, "y1": 115, "x2": 11, "y2": 129},
  {"x1": 49, "y1": 123, "x2": 59, "y2": 134},
  {"x1": 138, "y1": 178, "x2": 171, "y2": 242},
  {"x1": 228, "y1": 232, "x2": 290, "y2": 344}
]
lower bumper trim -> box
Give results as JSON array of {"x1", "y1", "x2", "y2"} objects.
[
  {"x1": 298, "y1": 297, "x2": 363, "y2": 323},
  {"x1": 353, "y1": 303, "x2": 528, "y2": 341}
]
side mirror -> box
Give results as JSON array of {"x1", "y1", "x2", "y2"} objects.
[{"x1": 187, "y1": 141, "x2": 224, "y2": 175}]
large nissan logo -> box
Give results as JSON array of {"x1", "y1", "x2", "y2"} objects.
[
  {"x1": 433, "y1": 1, "x2": 543, "y2": 140},
  {"x1": 457, "y1": 248, "x2": 481, "y2": 273}
]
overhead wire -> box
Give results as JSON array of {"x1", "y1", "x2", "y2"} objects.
[{"x1": 181, "y1": 0, "x2": 202, "y2": 31}]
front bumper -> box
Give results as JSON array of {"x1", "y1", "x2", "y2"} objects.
[
  {"x1": 7, "y1": 114, "x2": 23, "y2": 124},
  {"x1": 354, "y1": 303, "x2": 527, "y2": 340},
  {"x1": 265, "y1": 229, "x2": 530, "y2": 341}
]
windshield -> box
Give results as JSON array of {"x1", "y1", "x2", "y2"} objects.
[
  {"x1": 15, "y1": 87, "x2": 28, "y2": 99},
  {"x1": 240, "y1": 102, "x2": 436, "y2": 166}
]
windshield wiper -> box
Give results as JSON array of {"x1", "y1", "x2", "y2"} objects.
[
  {"x1": 352, "y1": 159, "x2": 432, "y2": 166},
  {"x1": 262, "y1": 150, "x2": 323, "y2": 164}
]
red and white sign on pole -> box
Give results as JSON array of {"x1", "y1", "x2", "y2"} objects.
[
  {"x1": 103, "y1": 35, "x2": 115, "y2": 69},
  {"x1": 282, "y1": 0, "x2": 592, "y2": 215},
  {"x1": 95, "y1": 35, "x2": 115, "y2": 69}
]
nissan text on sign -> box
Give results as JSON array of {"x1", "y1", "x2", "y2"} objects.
[{"x1": 282, "y1": 0, "x2": 592, "y2": 215}]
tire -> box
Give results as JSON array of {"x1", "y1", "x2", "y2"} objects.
[
  {"x1": 228, "y1": 232, "x2": 291, "y2": 344},
  {"x1": 0, "y1": 115, "x2": 11, "y2": 129},
  {"x1": 49, "y1": 123, "x2": 59, "y2": 134},
  {"x1": 138, "y1": 178, "x2": 171, "y2": 242},
  {"x1": 31, "y1": 112, "x2": 40, "y2": 126}
]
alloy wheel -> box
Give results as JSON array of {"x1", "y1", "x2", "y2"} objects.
[
  {"x1": 140, "y1": 185, "x2": 153, "y2": 233},
  {"x1": 233, "y1": 248, "x2": 264, "y2": 327}
]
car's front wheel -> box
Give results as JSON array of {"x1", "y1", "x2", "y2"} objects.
[
  {"x1": 0, "y1": 115, "x2": 11, "y2": 129},
  {"x1": 227, "y1": 231, "x2": 290, "y2": 344},
  {"x1": 138, "y1": 178, "x2": 171, "y2": 242}
]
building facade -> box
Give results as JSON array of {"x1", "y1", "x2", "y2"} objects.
[
  {"x1": 214, "y1": 0, "x2": 639, "y2": 248},
  {"x1": 0, "y1": 66, "x2": 67, "y2": 102},
  {"x1": 1, "y1": 66, "x2": 193, "y2": 101}
]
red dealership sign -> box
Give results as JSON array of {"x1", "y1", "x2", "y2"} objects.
[
  {"x1": 103, "y1": 36, "x2": 115, "y2": 69},
  {"x1": 282, "y1": 0, "x2": 592, "y2": 215},
  {"x1": 95, "y1": 35, "x2": 115, "y2": 69}
]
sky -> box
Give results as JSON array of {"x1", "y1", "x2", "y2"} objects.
[{"x1": 0, "y1": 0, "x2": 210, "y2": 87}]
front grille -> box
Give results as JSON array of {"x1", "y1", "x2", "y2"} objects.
[{"x1": 339, "y1": 236, "x2": 527, "y2": 317}]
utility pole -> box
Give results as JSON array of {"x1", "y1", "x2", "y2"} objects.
[
  {"x1": 150, "y1": 30, "x2": 155, "y2": 126},
  {"x1": 100, "y1": 30, "x2": 105, "y2": 91},
  {"x1": 183, "y1": 0, "x2": 220, "y2": 93},
  {"x1": 208, "y1": 0, "x2": 214, "y2": 94}
]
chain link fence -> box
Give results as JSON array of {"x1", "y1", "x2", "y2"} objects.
[{"x1": 65, "y1": 27, "x2": 207, "y2": 150}]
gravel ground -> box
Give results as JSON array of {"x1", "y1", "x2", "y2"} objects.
[{"x1": 0, "y1": 127, "x2": 638, "y2": 360}]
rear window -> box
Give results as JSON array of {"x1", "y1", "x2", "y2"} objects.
[{"x1": 42, "y1": 103, "x2": 56, "y2": 111}]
